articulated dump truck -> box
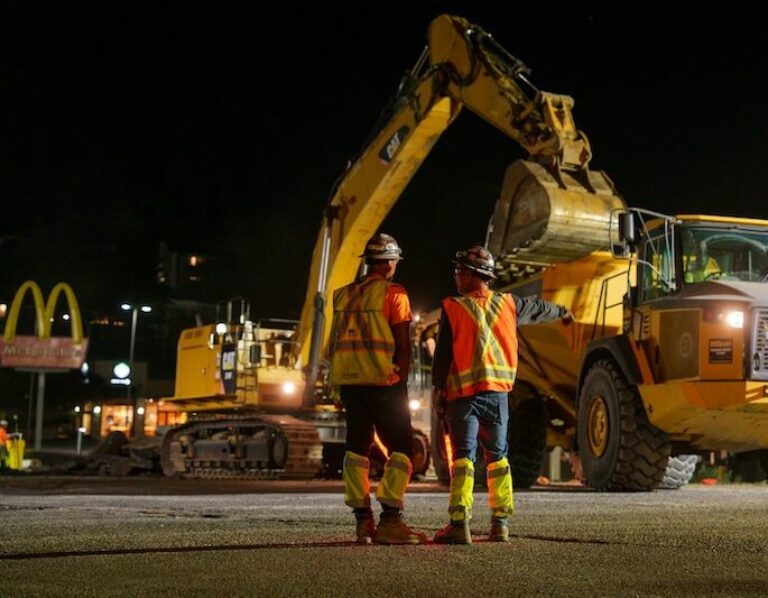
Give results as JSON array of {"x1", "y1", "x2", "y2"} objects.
[{"x1": 469, "y1": 159, "x2": 768, "y2": 491}]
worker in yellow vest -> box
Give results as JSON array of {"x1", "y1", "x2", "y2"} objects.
[
  {"x1": 432, "y1": 246, "x2": 571, "y2": 544},
  {"x1": 329, "y1": 233, "x2": 426, "y2": 545}
]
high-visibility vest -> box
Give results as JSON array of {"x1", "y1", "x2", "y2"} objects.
[
  {"x1": 329, "y1": 277, "x2": 397, "y2": 386},
  {"x1": 442, "y1": 291, "x2": 518, "y2": 400}
]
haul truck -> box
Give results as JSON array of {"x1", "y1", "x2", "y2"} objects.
[
  {"x1": 476, "y1": 204, "x2": 768, "y2": 490},
  {"x1": 152, "y1": 14, "x2": 620, "y2": 479}
]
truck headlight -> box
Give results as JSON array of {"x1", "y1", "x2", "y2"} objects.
[
  {"x1": 281, "y1": 381, "x2": 296, "y2": 395},
  {"x1": 725, "y1": 311, "x2": 744, "y2": 328}
]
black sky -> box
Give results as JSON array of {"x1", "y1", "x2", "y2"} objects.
[{"x1": 2, "y1": 2, "x2": 768, "y2": 321}]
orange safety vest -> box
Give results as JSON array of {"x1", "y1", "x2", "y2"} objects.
[
  {"x1": 442, "y1": 291, "x2": 518, "y2": 400},
  {"x1": 329, "y1": 276, "x2": 398, "y2": 386}
]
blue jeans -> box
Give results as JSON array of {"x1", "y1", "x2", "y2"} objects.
[{"x1": 445, "y1": 391, "x2": 509, "y2": 463}]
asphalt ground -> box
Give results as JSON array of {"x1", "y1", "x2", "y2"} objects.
[{"x1": 1, "y1": 478, "x2": 768, "y2": 597}]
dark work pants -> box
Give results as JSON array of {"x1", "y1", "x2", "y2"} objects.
[{"x1": 340, "y1": 383, "x2": 413, "y2": 459}]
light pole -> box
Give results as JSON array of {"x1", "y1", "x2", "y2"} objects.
[{"x1": 121, "y1": 303, "x2": 152, "y2": 437}]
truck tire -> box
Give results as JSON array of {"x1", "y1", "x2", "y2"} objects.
[
  {"x1": 431, "y1": 416, "x2": 451, "y2": 484},
  {"x1": 578, "y1": 359, "x2": 670, "y2": 491},
  {"x1": 508, "y1": 394, "x2": 548, "y2": 488},
  {"x1": 410, "y1": 428, "x2": 431, "y2": 479},
  {"x1": 369, "y1": 429, "x2": 430, "y2": 480},
  {"x1": 758, "y1": 450, "x2": 768, "y2": 481},
  {"x1": 660, "y1": 455, "x2": 700, "y2": 489}
]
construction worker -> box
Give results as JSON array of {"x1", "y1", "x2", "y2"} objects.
[
  {"x1": 0, "y1": 419, "x2": 8, "y2": 471},
  {"x1": 431, "y1": 246, "x2": 571, "y2": 544},
  {"x1": 685, "y1": 255, "x2": 722, "y2": 283},
  {"x1": 329, "y1": 232, "x2": 426, "y2": 545}
]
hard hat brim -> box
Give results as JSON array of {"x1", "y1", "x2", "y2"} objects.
[
  {"x1": 452, "y1": 261, "x2": 496, "y2": 279},
  {"x1": 360, "y1": 254, "x2": 404, "y2": 260}
]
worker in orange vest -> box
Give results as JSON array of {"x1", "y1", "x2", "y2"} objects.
[
  {"x1": 329, "y1": 233, "x2": 426, "y2": 545},
  {"x1": 432, "y1": 246, "x2": 571, "y2": 544},
  {"x1": 0, "y1": 419, "x2": 8, "y2": 471}
]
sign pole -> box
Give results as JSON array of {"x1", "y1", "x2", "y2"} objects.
[
  {"x1": 26, "y1": 372, "x2": 34, "y2": 442},
  {"x1": 0, "y1": 281, "x2": 90, "y2": 452},
  {"x1": 35, "y1": 371, "x2": 46, "y2": 451}
]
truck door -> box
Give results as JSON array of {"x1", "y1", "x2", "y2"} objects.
[{"x1": 635, "y1": 225, "x2": 691, "y2": 381}]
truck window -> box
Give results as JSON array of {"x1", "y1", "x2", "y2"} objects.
[
  {"x1": 640, "y1": 231, "x2": 675, "y2": 302},
  {"x1": 682, "y1": 228, "x2": 768, "y2": 284}
]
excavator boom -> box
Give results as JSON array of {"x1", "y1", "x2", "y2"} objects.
[{"x1": 296, "y1": 14, "x2": 620, "y2": 379}]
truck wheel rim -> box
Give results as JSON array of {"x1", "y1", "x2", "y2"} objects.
[
  {"x1": 411, "y1": 433, "x2": 429, "y2": 475},
  {"x1": 587, "y1": 396, "x2": 608, "y2": 457}
]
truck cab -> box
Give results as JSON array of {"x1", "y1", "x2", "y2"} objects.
[{"x1": 618, "y1": 213, "x2": 768, "y2": 453}]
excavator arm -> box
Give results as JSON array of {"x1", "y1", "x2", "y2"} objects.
[
  {"x1": 427, "y1": 16, "x2": 592, "y2": 173},
  {"x1": 295, "y1": 15, "x2": 621, "y2": 395}
]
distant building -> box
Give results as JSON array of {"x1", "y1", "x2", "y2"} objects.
[{"x1": 156, "y1": 241, "x2": 216, "y2": 295}]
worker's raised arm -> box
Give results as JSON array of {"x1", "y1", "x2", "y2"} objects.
[{"x1": 513, "y1": 295, "x2": 567, "y2": 325}]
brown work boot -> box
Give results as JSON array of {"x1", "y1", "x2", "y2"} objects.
[
  {"x1": 489, "y1": 516, "x2": 509, "y2": 543},
  {"x1": 374, "y1": 513, "x2": 426, "y2": 545},
  {"x1": 355, "y1": 512, "x2": 376, "y2": 544},
  {"x1": 434, "y1": 521, "x2": 472, "y2": 545}
]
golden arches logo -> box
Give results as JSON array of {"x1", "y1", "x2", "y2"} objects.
[{"x1": 1, "y1": 280, "x2": 88, "y2": 369}]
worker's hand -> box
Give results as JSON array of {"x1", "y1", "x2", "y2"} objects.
[
  {"x1": 432, "y1": 388, "x2": 447, "y2": 420},
  {"x1": 561, "y1": 310, "x2": 574, "y2": 325}
]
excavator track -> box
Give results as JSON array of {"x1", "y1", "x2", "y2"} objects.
[{"x1": 160, "y1": 414, "x2": 323, "y2": 480}]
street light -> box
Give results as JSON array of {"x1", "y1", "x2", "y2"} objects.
[{"x1": 121, "y1": 303, "x2": 152, "y2": 437}]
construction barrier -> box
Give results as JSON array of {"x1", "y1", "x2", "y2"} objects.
[{"x1": 6, "y1": 436, "x2": 26, "y2": 470}]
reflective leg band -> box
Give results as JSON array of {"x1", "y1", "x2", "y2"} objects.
[
  {"x1": 343, "y1": 451, "x2": 371, "y2": 509},
  {"x1": 487, "y1": 457, "x2": 513, "y2": 518},
  {"x1": 375, "y1": 451, "x2": 412, "y2": 510},
  {"x1": 449, "y1": 457, "x2": 475, "y2": 522}
]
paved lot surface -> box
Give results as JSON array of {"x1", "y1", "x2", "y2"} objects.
[{"x1": 2, "y1": 477, "x2": 768, "y2": 597}]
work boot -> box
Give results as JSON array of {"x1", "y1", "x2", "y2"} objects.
[
  {"x1": 489, "y1": 516, "x2": 509, "y2": 543},
  {"x1": 354, "y1": 511, "x2": 376, "y2": 544},
  {"x1": 373, "y1": 512, "x2": 426, "y2": 545},
  {"x1": 434, "y1": 521, "x2": 472, "y2": 545}
]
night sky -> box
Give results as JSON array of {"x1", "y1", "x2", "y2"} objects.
[{"x1": 3, "y1": 3, "x2": 767, "y2": 322}]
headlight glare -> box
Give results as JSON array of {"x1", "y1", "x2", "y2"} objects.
[{"x1": 725, "y1": 311, "x2": 744, "y2": 328}]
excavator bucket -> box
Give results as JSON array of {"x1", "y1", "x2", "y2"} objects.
[{"x1": 488, "y1": 160, "x2": 625, "y2": 269}]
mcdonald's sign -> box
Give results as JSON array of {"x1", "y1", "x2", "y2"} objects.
[{"x1": 0, "y1": 281, "x2": 89, "y2": 369}]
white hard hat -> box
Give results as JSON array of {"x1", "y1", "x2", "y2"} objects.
[{"x1": 362, "y1": 233, "x2": 403, "y2": 261}]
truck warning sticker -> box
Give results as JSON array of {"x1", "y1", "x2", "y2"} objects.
[{"x1": 708, "y1": 338, "x2": 733, "y2": 364}]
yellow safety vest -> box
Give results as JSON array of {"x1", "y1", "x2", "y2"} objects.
[
  {"x1": 329, "y1": 277, "x2": 397, "y2": 386},
  {"x1": 443, "y1": 291, "x2": 518, "y2": 400}
]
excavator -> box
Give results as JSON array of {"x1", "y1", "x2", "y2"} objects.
[
  {"x1": 153, "y1": 13, "x2": 617, "y2": 480},
  {"x1": 155, "y1": 14, "x2": 768, "y2": 489}
]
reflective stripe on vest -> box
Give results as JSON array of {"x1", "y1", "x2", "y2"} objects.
[
  {"x1": 443, "y1": 292, "x2": 518, "y2": 400},
  {"x1": 329, "y1": 277, "x2": 396, "y2": 386}
]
